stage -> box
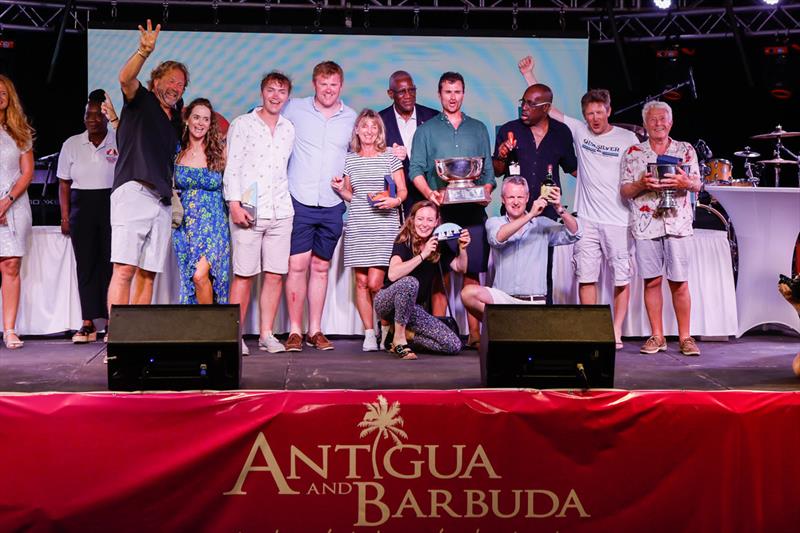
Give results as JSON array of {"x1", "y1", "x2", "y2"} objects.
[{"x1": 1, "y1": 332, "x2": 797, "y2": 393}]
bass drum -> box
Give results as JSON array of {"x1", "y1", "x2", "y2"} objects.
[{"x1": 694, "y1": 193, "x2": 739, "y2": 284}]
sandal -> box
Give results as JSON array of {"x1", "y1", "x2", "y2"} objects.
[
  {"x1": 391, "y1": 344, "x2": 417, "y2": 360},
  {"x1": 4, "y1": 329, "x2": 24, "y2": 349}
]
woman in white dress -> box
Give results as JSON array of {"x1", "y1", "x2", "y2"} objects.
[
  {"x1": 331, "y1": 109, "x2": 407, "y2": 351},
  {"x1": 0, "y1": 75, "x2": 34, "y2": 349}
]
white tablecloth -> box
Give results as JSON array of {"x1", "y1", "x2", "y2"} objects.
[{"x1": 12, "y1": 226, "x2": 738, "y2": 338}]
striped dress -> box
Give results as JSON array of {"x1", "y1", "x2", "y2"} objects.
[{"x1": 342, "y1": 151, "x2": 403, "y2": 267}]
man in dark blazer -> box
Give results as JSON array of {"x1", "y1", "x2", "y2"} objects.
[{"x1": 379, "y1": 70, "x2": 439, "y2": 217}]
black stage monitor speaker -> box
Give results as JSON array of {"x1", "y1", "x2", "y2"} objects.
[
  {"x1": 480, "y1": 304, "x2": 615, "y2": 389},
  {"x1": 107, "y1": 305, "x2": 241, "y2": 391}
]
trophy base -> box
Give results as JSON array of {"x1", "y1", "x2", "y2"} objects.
[{"x1": 442, "y1": 186, "x2": 490, "y2": 205}]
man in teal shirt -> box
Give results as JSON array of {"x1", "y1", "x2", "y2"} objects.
[{"x1": 408, "y1": 72, "x2": 496, "y2": 348}]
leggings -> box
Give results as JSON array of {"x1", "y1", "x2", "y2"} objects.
[{"x1": 374, "y1": 276, "x2": 462, "y2": 355}]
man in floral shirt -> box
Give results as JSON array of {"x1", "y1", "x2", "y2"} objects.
[{"x1": 620, "y1": 101, "x2": 702, "y2": 356}]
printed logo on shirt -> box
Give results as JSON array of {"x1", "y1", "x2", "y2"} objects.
[
  {"x1": 580, "y1": 138, "x2": 622, "y2": 158},
  {"x1": 105, "y1": 147, "x2": 119, "y2": 163}
]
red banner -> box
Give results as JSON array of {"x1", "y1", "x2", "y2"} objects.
[{"x1": 1, "y1": 390, "x2": 799, "y2": 532}]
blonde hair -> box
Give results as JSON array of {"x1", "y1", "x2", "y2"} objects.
[
  {"x1": 0, "y1": 75, "x2": 35, "y2": 151},
  {"x1": 350, "y1": 109, "x2": 387, "y2": 153},
  {"x1": 147, "y1": 60, "x2": 190, "y2": 91}
]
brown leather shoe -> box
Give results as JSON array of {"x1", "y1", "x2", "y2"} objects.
[
  {"x1": 306, "y1": 332, "x2": 334, "y2": 351},
  {"x1": 640, "y1": 335, "x2": 667, "y2": 354},
  {"x1": 285, "y1": 333, "x2": 303, "y2": 352},
  {"x1": 679, "y1": 337, "x2": 701, "y2": 356}
]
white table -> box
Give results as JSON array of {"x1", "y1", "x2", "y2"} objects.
[
  {"x1": 11, "y1": 226, "x2": 738, "y2": 338},
  {"x1": 552, "y1": 228, "x2": 738, "y2": 338},
  {"x1": 706, "y1": 186, "x2": 800, "y2": 337}
]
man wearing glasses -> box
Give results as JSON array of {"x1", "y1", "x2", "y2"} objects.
[
  {"x1": 493, "y1": 83, "x2": 577, "y2": 220},
  {"x1": 379, "y1": 70, "x2": 439, "y2": 217}
]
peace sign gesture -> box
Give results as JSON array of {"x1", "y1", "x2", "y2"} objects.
[{"x1": 137, "y1": 19, "x2": 161, "y2": 56}]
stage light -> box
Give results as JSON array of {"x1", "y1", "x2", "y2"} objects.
[
  {"x1": 763, "y1": 0, "x2": 780, "y2": 6},
  {"x1": 654, "y1": 0, "x2": 672, "y2": 9}
]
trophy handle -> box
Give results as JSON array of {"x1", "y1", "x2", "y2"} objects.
[{"x1": 435, "y1": 160, "x2": 445, "y2": 178}]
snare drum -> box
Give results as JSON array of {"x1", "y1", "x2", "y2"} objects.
[
  {"x1": 730, "y1": 179, "x2": 755, "y2": 187},
  {"x1": 706, "y1": 159, "x2": 732, "y2": 183}
]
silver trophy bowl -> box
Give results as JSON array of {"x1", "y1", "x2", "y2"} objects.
[
  {"x1": 648, "y1": 163, "x2": 690, "y2": 210},
  {"x1": 435, "y1": 157, "x2": 484, "y2": 188}
]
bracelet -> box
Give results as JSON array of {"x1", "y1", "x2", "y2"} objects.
[
  {"x1": 136, "y1": 48, "x2": 149, "y2": 59},
  {"x1": 7, "y1": 193, "x2": 14, "y2": 203}
]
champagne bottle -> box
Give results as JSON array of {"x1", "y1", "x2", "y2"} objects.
[
  {"x1": 506, "y1": 131, "x2": 521, "y2": 177},
  {"x1": 540, "y1": 164, "x2": 556, "y2": 198}
]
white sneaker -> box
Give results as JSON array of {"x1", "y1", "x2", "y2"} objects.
[
  {"x1": 362, "y1": 331, "x2": 379, "y2": 352},
  {"x1": 259, "y1": 333, "x2": 286, "y2": 353},
  {"x1": 241, "y1": 339, "x2": 250, "y2": 356}
]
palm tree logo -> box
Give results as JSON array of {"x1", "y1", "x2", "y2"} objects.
[{"x1": 358, "y1": 395, "x2": 409, "y2": 479}]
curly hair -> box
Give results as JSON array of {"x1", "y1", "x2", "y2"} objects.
[
  {"x1": 147, "y1": 60, "x2": 190, "y2": 92},
  {"x1": 395, "y1": 200, "x2": 441, "y2": 263},
  {"x1": 0, "y1": 75, "x2": 35, "y2": 151},
  {"x1": 179, "y1": 98, "x2": 225, "y2": 174}
]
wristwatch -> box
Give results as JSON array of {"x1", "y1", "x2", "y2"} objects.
[{"x1": 7, "y1": 193, "x2": 14, "y2": 203}]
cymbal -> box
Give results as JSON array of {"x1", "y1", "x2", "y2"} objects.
[
  {"x1": 751, "y1": 126, "x2": 800, "y2": 140},
  {"x1": 734, "y1": 149, "x2": 760, "y2": 158},
  {"x1": 759, "y1": 157, "x2": 798, "y2": 165}
]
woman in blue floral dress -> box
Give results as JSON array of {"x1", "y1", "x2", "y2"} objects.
[{"x1": 173, "y1": 98, "x2": 230, "y2": 304}]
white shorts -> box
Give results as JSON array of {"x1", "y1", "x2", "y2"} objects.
[
  {"x1": 635, "y1": 235, "x2": 692, "y2": 282},
  {"x1": 485, "y1": 287, "x2": 546, "y2": 306},
  {"x1": 573, "y1": 219, "x2": 632, "y2": 286},
  {"x1": 110, "y1": 181, "x2": 172, "y2": 273},
  {"x1": 231, "y1": 217, "x2": 293, "y2": 277}
]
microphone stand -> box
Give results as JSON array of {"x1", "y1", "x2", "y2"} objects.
[{"x1": 614, "y1": 74, "x2": 695, "y2": 117}]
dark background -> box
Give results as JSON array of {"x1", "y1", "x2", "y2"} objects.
[{"x1": 1, "y1": 7, "x2": 798, "y2": 180}]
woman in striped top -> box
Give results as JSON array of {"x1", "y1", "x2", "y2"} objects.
[{"x1": 331, "y1": 109, "x2": 407, "y2": 351}]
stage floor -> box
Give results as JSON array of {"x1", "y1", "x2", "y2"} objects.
[{"x1": 0, "y1": 333, "x2": 798, "y2": 393}]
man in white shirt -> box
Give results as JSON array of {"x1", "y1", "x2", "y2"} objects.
[
  {"x1": 225, "y1": 71, "x2": 295, "y2": 355},
  {"x1": 521, "y1": 56, "x2": 638, "y2": 349}
]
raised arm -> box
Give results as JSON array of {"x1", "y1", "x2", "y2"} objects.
[
  {"x1": 119, "y1": 20, "x2": 161, "y2": 102},
  {"x1": 518, "y1": 55, "x2": 565, "y2": 122}
]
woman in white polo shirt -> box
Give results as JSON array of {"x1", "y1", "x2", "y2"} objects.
[{"x1": 57, "y1": 90, "x2": 117, "y2": 343}]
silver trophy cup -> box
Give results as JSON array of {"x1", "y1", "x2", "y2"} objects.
[
  {"x1": 434, "y1": 157, "x2": 490, "y2": 204},
  {"x1": 647, "y1": 163, "x2": 690, "y2": 210}
]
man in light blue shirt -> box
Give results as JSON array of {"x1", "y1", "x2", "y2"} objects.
[
  {"x1": 462, "y1": 177, "x2": 580, "y2": 320},
  {"x1": 282, "y1": 61, "x2": 357, "y2": 352}
]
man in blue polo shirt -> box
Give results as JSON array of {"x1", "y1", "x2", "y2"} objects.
[{"x1": 282, "y1": 61, "x2": 357, "y2": 352}]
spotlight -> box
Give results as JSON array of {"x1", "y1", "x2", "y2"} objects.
[
  {"x1": 654, "y1": 0, "x2": 672, "y2": 9},
  {"x1": 763, "y1": 0, "x2": 780, "y2": 6}
]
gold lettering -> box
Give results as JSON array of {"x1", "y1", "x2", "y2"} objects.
[
  {"x1": 354, "y1": 482, "x2": 390, "y2": 527},
  {"x1": 321, "y1": 482, "x2": 337, "y2": 495},
  {"x1": 461, "y1": 445, "x2": 501, "y2": 479},
  {"x1": 430, "y1": 489, "x2": 461, "y2": 518},
  {"x1": 557, "y1": 489, "x2": 590, "y2": 518},
  {"x1": 426, "y1": 445, "x2": 465, "y2": 480},
  {"x1": 306, "y1": 483, "x2": 320, "y2": 495},
  {"x1": 490, "y1": 489, "x2": 522, "y2": 518},
  {"x1": 465, "y1": 490, "x2": 489, "y2": 518},
  {"x1": 525, "y1": 489, "x2": 559, "y2": 518},
  {"x1": 334, "y1": 445, "x2": 371, "y2": 479},
  {"x1": 393, "y1": 489, "x2": 426, "y2": 518},
  {"x1": 287, "y1": 445, "x2": 330, "y2": 479},
  {"x1": 383, "y1": 445, "x2": 423, "y2": 479},
  {"x1": 223, "y1": 432, "x2": 299, "y2": 495}
]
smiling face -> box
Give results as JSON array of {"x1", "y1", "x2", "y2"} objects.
[
  {"x1": 582, "y1": 102, "x2": 612, "y2": 135},
  {"x1": 413, "y1": 206, "x2": 439, "y2": 240},
  {"x1": 356, "y1": 117, "x2": 380, "y2": 148},
  {"x1": 261, "y1": 80, "x2": 290, "y2": 116},
  {"x1": 644, "y1": 107, "x2": 673, "y2": 143},
  {"x1": 84, "y1": 102, "x2": 107, "y2": 136},
  {"x1": 438, "y1": 80, "x2": 464, "y2": 115},
  {"x1": 186, "y1": 104, "x2": 211, "y2": 142},
  {"x1": 153, "y1": 67, "x2": 186, "y2": 109},
  {"x1": 313, "y1": 73, "x2": 343, "y2": 110},
  {"x1": 501, "y1": 182, "x2": 530, "y2": 219}
]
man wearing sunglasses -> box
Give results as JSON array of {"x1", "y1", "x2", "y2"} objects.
[
  {"x1": 493, "y1": 83, "x2": 577, "y2": 221},
  {"x1": 379, "y1": 71, "x2": 439, "y2": 217}
]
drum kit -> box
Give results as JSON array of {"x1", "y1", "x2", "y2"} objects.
[{"x1": 702, "y1": 125, "x2": 800, "y2": 188}]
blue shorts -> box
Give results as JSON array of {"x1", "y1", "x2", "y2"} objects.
[{"x1": 289, "y1": 197, "x2": 345, "y2": 261}]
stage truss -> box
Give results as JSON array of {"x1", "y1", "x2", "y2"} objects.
[{"x1": 1, "y1": 1, "x2": 799, "y2": 43}]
